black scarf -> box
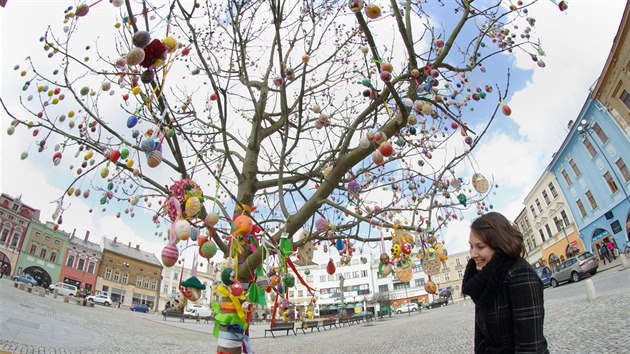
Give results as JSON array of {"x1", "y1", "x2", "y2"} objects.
[{"x1": 462, "y1": 252, "x2": 517, "y2": 309}]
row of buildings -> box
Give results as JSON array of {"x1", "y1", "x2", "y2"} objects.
[{"x1": 516, "y1": 3, "x2": 630, "y2": 271}]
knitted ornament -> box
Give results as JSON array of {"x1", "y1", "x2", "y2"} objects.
[
  {"x1": 161, "y1": 243, "x2": 178, "y2": 267},
  {"x1": 132, "y1": 31, "x2": 152, "y2": 48},
  {"x1": 201, "y1": 240, "x2": 217, "y2": 259},
  {"x1": 185, "y1": 196, "x2": 202, "y2": 218},
  {"x1": 126, "y1": 47, "x2": 146, "y2": 66},
  {"x1": 140, "y1": 39, "x2": 168, "y2": 68},
  {"x1": 221, "y1": 268, "x2": 235, "y2": 286}
]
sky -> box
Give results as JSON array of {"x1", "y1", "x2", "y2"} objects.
[{"x1": 0, "y1": 0, "x2": 626, "y2": 267}]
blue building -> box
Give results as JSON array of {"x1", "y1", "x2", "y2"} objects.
[{"x1": 549, "y1": 99, "x2": 630, "y2": 255}]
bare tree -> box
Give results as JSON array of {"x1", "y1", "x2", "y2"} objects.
[{"x1": 2, "y1": 0, "x2": 554, "y2": 351}]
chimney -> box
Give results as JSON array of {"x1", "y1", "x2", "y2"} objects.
[
  {"x1": 567, "y1": 120, "x2": 574, "y2": 130},
  {"x1": 114, "y1": 236, "x2": 117, "y2": 243},
  {"x1": 128, "y1": 241, "x2": 131, "y2": 248},
  {"x1": 136, "y1": 244, "x2": 140, "y2": 250},
  {"x1": 84, "y1": 230, "x2": 90, "y2": 243},
  {"x1": 72, "y1": 229, "x2": 76, "y2": 238}
]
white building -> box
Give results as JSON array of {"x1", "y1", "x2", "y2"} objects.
[{"x1": 158, "y1": 261, "x2": 217, "y2": 311}]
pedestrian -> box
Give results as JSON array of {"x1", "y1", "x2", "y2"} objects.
[
  {"x1": 462, "y1": 212, "x2": 548, "y2": 353},
  {"x1": 602, "y1": 244, "x2": 612, "y2": 263},
  {"x1": 599, "y1": 246, "x2": 608, "y2": 265},
  {"x1": 0, "y1": 265, "x2": 5, "y2": 279},
  {"x1": 607, "y1": 239, "x2": 616, "y2": 260}
]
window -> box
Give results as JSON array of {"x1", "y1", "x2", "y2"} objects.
[
  {"x1": 327, "y1": 275, "x2": 335, "y2": 281},
  {"x1": 539, "y1": 229, "x2": 546, "y2": 242},
  {"x1": 393, "y1": 282, "x2": 409, "y2": 290},
  {"x1": 77, "y1": 258, "x2": 86, "y2": 271},
  {"x1": 592, "y1": 123, "x2": 608, "y2": 144},
  {"x1": 319, "y1": 275, "x2": 326, "y2": 282},
  {"x1": 561, "y1": 169, "x2": 572, "y2": 186},
  {"x1": 122, "y1": 273, "x2": 128, "y2": 284},
  {"x1": 87, "y1": 261, "x2": 95, "y2": 274},
  {"x1": 35, "y1": 232, "x2": 41, "y2": 238},
  {"x1": 582, "y1": 138, "x2": 597, "y2": 158},
  {"x1": 54, "y1": 240, "x2": 60, "y2": 244},
  {"x1": 298, "y1": 290, "x2": 304, "y2": 297},
  {"x1": 171, "y1": 288, "x2": 176, "y2": 296},
  {"x1": 585, "y1": 190, "x2": 598, "y2": 209},
  {"x1": 136, "y1": 276, "x2": 143, "y2": 287},
  {"x1": 113, "y1": 270, "x2": 120, "y2": 282},
  {"x1": 535, "y1": 199, "x2": 543, "y2": 212},
  {"x1": 604, "y1": 171, "x2": 618, "y2": 193},
  {"x1": 576, "y1": 199, "x2": 587, "y2": 217},
  {"x1": 45, "y1": 235, "x2": 51, "y2": 241},
  {"x1": 173, "y1": 273, "x2": 178, "y2": 281},
  {"x1": 554, "y1": 217, "x2": 564, "y2": 233},
  {"x1": 143, "y1": 278, "x2": 149, "y2": 288},
  {"x1": 569, "y1": 159, "x2": 581, "y2": 176},
  {"x1": 560, "y1": 210, "x2": 569, "y2": 226},
  {"x1": 457, "y1": 270, "x2": 463, "y2": 279},
  {"x1": 0, "y1": 227, "x2": 9, "y2": 243},
  {"x1": 163, "y1": 284, "x2": 168, "y2": 293},
  {"x1": 151, "y1": 280, "x2": 157, "y2": 290},
  {"x1": 29, "y1": 244, "x2": 37, "y2": 255},
  {"x1": 455, "y1": 258, "x2": 461, "y2": 266},
  {"x1": 352, "y1": 271, "x2": 360, "y2": 279},
  {"x1": 39, "y1": 248, "x2": 47, "y2": 259},
  {"x1": 434, "y1": 275, "x2": 440, "y2": 283},
  {"x1": 530, "y1": 205, "x2": 537, "y2": 218},
  {"x1": 616, "y1": 158, "x2": 630, "y2": 182},
  {"x1": 545, "y1": 224, "x2": 552, "y2": 239},
  {"x1": 414, "y1": 279, "x2": 424, "y2": 287},
  {"x1": 361, "y1": 270, "x2": 368, "y2": 277},
  {"x1": 542, "y1": 190, "x2": 550, "y2": 205},
  {"x1": 621, "y1": 89, "x2": 630, "y2": 110},
  {"x1": 50, "y1": 252, "x2": 57, "y2": 262},
  {"x1": 10, "y1": 233, "x2": 19, "y2": 248},
  {"x1": 104, "y1": 268, "x2": 112, "y2": 280},
  {"x1": 444, "y1": 273, "x2": 450, "y2": 281},
  {"x1": 549, "y1": 182, "x2": 558, "y2": 198}
]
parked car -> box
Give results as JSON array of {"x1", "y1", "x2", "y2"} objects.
[
  {"x1": 550, "y1": 252, "x2": 598, "y2": 287},
  {"x1": 395, "y1": 303, "x2": 419, "y2": 314},
  {"x1": 425, "y1": 298, "x2": 449, "y2": 309},
  {"x1": 534, "y1": 266, "x2": 553, "y2": 287},
  {"x1": 186, "y1": 307, "x2": 213, "y2": 319},
  {"x1": 48, "y1": 282, "x2": 78, "y2": 296},
  {"x1": 162, "y1": 308, "x2": 184, "y2": 318},
  {"x1": 130, "y1": 303, "x2": 150, "y2": 313},
  {"x1": 184, "y1": 305, "x2": 204, "y2": 318},
  {"x1": 438, "y1": 289, "x2": 452, "y2": 299},
  {"x1": 86, "y1": 294, "x2": 113, "y2": 306},
  {"x1": 12, "y1": 274, "x2": 38, "y2": 286}
]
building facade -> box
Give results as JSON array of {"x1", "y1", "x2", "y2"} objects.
[
  {"x1": 591, "y1": 2, "x2": 630, "y2": 137},
  {"x1": 59, "y1": 230, "x2": 102, "y2": 296},
  {"x1": 95, "y1": 237, "x2": 162, "y2": 311},
  {"x1": 549, "y1": 100, "x2": 630, "y2": 254},
  {"x1": 0, "y1": 194, "x2": 41, "y2": 277},
  {"x1": 515, "y1": 207, "x2": 541, "y2": 265},
  {"x1": 15, "y1": 221, "x2": 70, "y2": 288},
  {"x1": 522, "y1": 171, "x2": 583, "y2": 271},
  {"x1": 158, "y1": 262, "x2": 217, "y2": 311}
]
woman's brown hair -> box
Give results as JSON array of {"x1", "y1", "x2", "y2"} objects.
[{"x1": 470, "y1": 212, "x2": 525, "y2": 258}]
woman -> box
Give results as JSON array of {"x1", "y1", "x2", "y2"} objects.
[{"x1": 462, "y1": 212, "x2": 548, "y2": 353}]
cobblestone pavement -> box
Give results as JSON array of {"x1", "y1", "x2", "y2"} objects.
[{"x1": 1, "y1": 265, "x2": 628, "y2": 354}]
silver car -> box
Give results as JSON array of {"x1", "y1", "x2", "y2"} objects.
[{"x1": 550, "y1": 252, "x2": 598, "y2": 287}]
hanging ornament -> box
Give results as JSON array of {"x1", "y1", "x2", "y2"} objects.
[
  {"x1": 161, "y1": 243, "x2": 179, "y2": 267},
  {"x1": 472, "y1": 173, "x2": 490, "y2": 194},
  {"x1": 326, "y1": 259, "x2": 336, "y2": 275}
]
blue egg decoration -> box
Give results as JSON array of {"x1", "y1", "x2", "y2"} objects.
[
  {"x1": 127, "y1": 115, "x2": 138, "y2": 128},
  {"x1": 190, "y1": 227, "x2": 199, "y2": 241},
  {"x1": 335, "y1": 238, "x2": 345, "y2": 251},
  {"x1": 132, "y1": 130, "x2": 140, "y2": 139},
  {"x1": 140, "y1": 137, "x2": 155, "y2": 152}
]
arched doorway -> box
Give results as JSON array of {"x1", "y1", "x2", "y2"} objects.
[
  {"x1": 23, "y1": 266, "x2": 52, "y2": 288},
  {"x1": 0, "y1": 251, "x2": 10, "y2": 277},
  {"x1": 626, "y1": 210, "x2": 630, "y2": 242},
  {"x1": 548, "y1": 253, "x2": 560, "y2": 272},
  {"x1": 591, "y1": 228, "x2": 611, "y2": 254}
]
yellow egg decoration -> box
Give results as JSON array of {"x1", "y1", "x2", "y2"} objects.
[
  {"x1": 185, "y1": 196, "x2": 202, "y2": 218},
  {"x1": 100, "y1": 167, "x2": 109, "y2": 178},
  {"x1": 424, "y1": 280, "x2": 437, "y2": 294}
]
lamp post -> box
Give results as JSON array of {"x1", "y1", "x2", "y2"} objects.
[
  {"x1": 118, "y1": 262, "x2": 130, "y2": 308},
  {"x1": 339, "y1": 274, "x2": 345, "y2": 318},
  {"x1": 577, "y1": 119, "x2": 629, "y2": 200}
]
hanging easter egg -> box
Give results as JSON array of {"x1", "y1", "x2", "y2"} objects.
[
  {"x1": 502, "y1": 105, "x2": 512, "y2": 116},
  {"x1": 197, "y1": 234, "x2": 207, "y2": 247},
  {"x1": 304, "y1": 269, "x2": 311, "y2": 275},
  {"x1": 129, "y1": 195, "x2": 139, "y2": 206},
  {"x1": 451, "y1": 178, "x2": 461, "y2": 189},
  {"x1": 175, "y1": 219, "x2": 192, "y2": 240},
  {"x1": 201, "y1": 240, "x2": 218, "y2": 259},
  {"x1": 52, "y1": 152, "x2": 62, "y2": 165},
  {"x1": 161, "y1": 243, "x2": 179, "y2": 267},
  {"x1": 270, "y1": 274, "x2": 280, "y2": 286},
  {"x1": 109, "y1": 149, "x2": 121, "y2": 163},
  {"x1": 372, "y1": 150, "x2": 384, "y2": 165},
  {"x1": 379, "y1": 141, "x2": 394, "y2": 157},
  {"x1": 472, "y1": 173, "x2": 489, "y2": 194},
  {"x1": 146, "y1": 150, "x2": 162, "y2": 168},
  {"x1": 335, "y1": 238, "x2": 345, "y2": 251},
  {"x1": 365, "y1": 4, "x2": 381, "y2": 19},
  {"x1": 298, "y1": 241, "x2": 314, "y2": 264},
  {"x1": 315, "y1": 217, "x2": 328, "y2": 233},
  {"x1": 359, "y1": 136, "x2": 370, "y2": 149},
  {"x1": 126, "y1": 47, "x2": 146, "y2": 66},
  {"x1": 127, "y1": 115, "x2": 138, "y2": 128},
  {"x1": 229, "y1": 280, "x2": 244, "y2": 296},
  {"x1": 162, "y1": 36, "x2": 178, "y2": 52},
  {"x1": 185, "y1": 196, "x2": 202, "y2": 218},
  {"x1": 20, "y1": 152, "x2": 28, "y2": 160},
  {"x1": 311, "y1": 104, "x2": 321, "y2": 114},
  {"x1": 100, "y1": 167, "x2": 109, "y2": 178},
  {"x1": 282, "y1": 273, "x2": 295, "y2": 288},
  {"x1": 120, "y1": 148, "x2": 129, "y2": 159},
  {"x1": 75, "y1": 3, "x2": 89, "y2": 16},
  {"x1": 7, "y1": 126, "x2": 15, "y2": 135},
  {"x1": 381, "y1": 263, "x2": 392, "y2": 276},
  {"x1": 424, "y1": 280, "x2": 437, "y2": 294},
  {"x1": 205, "y1": 212, "x2": 220, "y2": 227},
  {"x1": 221, "y1": 268, "x2": 235, "y2": 286},
  {"x1": 189, "y1": 227, "x2": 199, "y2": 241},
  {"x1": 132, "y1": 31, "x2": 152, "y2": 48},
  {"x1": 101, "y1": 81, "x2": 111, "y2": 91},
  {"x1": 457, "y1": 193, "x2": 467, "y2": 206},
  {"x1": 256, "y1": 275, "x2": 269, "y2": 291},
  {"x1": 326, "y1": 259, "x2": 336, "y2": 275},
  {"x1": 233, "y1": 214, "x2": 253, "y2": 235},
  {"x1": 349, "y1": 0, "x2": 363, "y2": 12}
]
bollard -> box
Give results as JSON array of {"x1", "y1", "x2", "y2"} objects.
[
  {"x1": 585, "y1": 279, "x2": 597, "y2": 301},
  {"x1": 620, "y1": 254, "x2": 629, "y2": 269},
  {"x1": 53, "y1": 288, "x2": 59, "y2": 298}
]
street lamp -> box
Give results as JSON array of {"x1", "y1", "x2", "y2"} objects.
[
  {"x1": 339, "y1": 274, "x2": 345, "y2": 318},
  {"x1": 118, "y1": 262, "x2": 130, "y2": 308},
  {"x1": 577, "y1": 119, "x2": 629, "y2": 200}
]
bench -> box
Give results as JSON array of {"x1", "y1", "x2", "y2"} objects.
[
  {"x1": 194, "y1": 315, "x2": 213, "y2": 324},
  {"x1": 320, "y1": 318, "x2": 338, "y2": 330},
  {"x1": 162, "y1": 311, "x2": 185, "y2": 322},
  {"x1": 264, "y1": 321, "x2": 296, "y2": 338},
  {"x1": 299, "y1": 320, "x2": 320, "y2": 334},
  {"x1": 338, "y1": 317, "x2": 354, "y2": 326}
]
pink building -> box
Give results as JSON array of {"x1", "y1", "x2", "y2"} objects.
[
  {"x1": 0, "y1": 194, "x2": 41, "y2": 277},
  {"x1": 59, "y1": 230, "x2": 102, "y2": 295}
]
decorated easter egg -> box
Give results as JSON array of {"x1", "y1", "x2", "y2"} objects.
[
  {"x1": 221, "y1": 268, "x2": 235, "y2": 286},
  {"x1": 127, "y1": 115, "x2": 138, "y2": 128},
  {"x1": 472, "y1": 173, "x2": 489, "y2": 194},
  {"x1": 233, "y1": 214, "x2": 253, "y2": 235},
  {"x1": 326, "y1": 259, "x2": 336, "y2": 275},
  {"x1": 174, "y1": 219, "x2": 191, "y2": 240},
  {"x1": 132, "y1": 31, "x2": 152, "y2": 48},
  {"x1": 146, "y1": 150, "x2": 162, "y2": 168},
  {"x1": 161, "y1": 243, "x2": 179, "y2": 267},
  {"x1": 126, "y1": 47, "x2": 146, "y2": 66},
  {"x1": 282, "y1": 273, "x2": 295, "y2": 288},
  {"x1": 256, "y1": 275, "x2": 269, "y2": 291},
  {"x1": 205, "y1": 212, "x2": 220, "y2": 227},
  {"x1": 189, "y1": 227, "x2": 199, "y2": 241},
  {"x1": 365, "y1": 4, "x2": 381, "y2": 19},
  {"x1": 185, "y1": 196, "x2": 202, "y2": 218},
  {"x1": 424, "y1": 280, "x2": 437, "y2": 294},
  {"x1": 229, "y1": 280, "x2": 244, "y2": 296},
  {"x1": 201, "y1": 240, "x2": 217, "y2": 259}
]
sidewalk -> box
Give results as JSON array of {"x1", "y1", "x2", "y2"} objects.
[{"x1": 598, "y1": 253, "x2": 626, "y2": 272}]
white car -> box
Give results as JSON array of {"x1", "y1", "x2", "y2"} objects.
[
  {"x1": 395, "y1": 303, "x2": 419, "y2": 314},
  {"x1": 86, "y1": 294, "x2": 113, "y2": 306}
]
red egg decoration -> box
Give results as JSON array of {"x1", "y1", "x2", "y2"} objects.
[
  {"x1": 109, "y1": 149, "x2": 121, "y2": 163},
  {"x1": 161, "y1": 243, "x2": 179, "y2": 267},
  {"x1": 379, "y1": 141, "x2": 393, "y2": 157},
  {"x1": 326, "y1": 259, "x2": 336, "y2": 275},
  {"x1": 502, "y1": 105, "x2": 512, "y2": 116}
]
